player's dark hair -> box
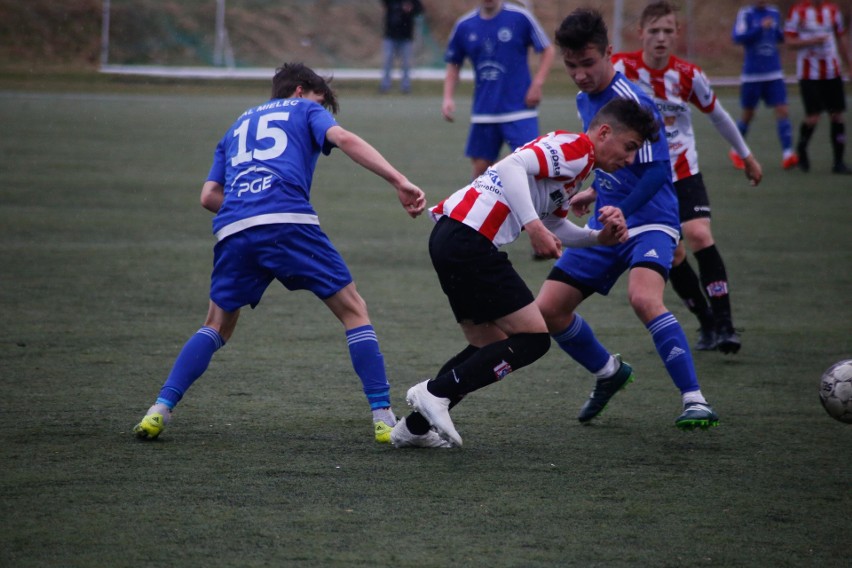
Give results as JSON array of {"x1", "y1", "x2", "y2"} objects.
[
  {"x1": 271, "y1": 62, "x2": 339, "y2": 114},
  {"x1": 590, "y1": 98, "x2": 660, "y2": 144},
  {"x1": 640, "y1": 1, "x2": 678, "y2": 28},
  {"x1": 554, "y1": 8, "x2": 609, "y2": 54}
]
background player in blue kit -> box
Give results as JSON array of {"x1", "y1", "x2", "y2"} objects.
[
  {"x1": 730, "y1": 1, "x2": 798, "y2": 170},
  {"x1": 133, "y1": 63, "x2": 426, "y2": 443},
  {"x1": 441, "y1": 0, "x2": 555, "y2": 180},
  {"x1": 535, "y1": 9, "x2": 719, "y2": 430}
]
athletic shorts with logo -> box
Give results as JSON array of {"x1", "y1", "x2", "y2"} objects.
[
  {"x1": 675, "y1": 172, "x2": 712, "y2": 222},
  {"x1": 549, "y1": 230, "x2": 676, "y2": 296}
]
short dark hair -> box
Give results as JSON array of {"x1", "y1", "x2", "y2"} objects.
[
  {"x1": 271, "y1": 62, "x2": 339, "y2": 114},
  {"x1": 589, "y1": 98, "x2": 660, "y2": 144},
  {"x1": 640, "y1": 1, "x2": 678, "y2": 28},
  {"x1": 554, "y1": 8, "x2": 609, "y2": 54}
]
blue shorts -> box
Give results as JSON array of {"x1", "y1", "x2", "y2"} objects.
[
  {"x1": 465, "y1": 117, "x2": 539, "y2": 163},
  {"x1": 740, "y1": 79, "x2": 787, "y2": 110},
  {"x1": 210, "y1": 223, "x2": 352, "y2": 312},
  {"x1": 549, "y1": 231, "x2": 676, "y2": 296}
]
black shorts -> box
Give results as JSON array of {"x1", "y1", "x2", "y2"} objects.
[
  {"x1": 799, "y1": 78, "x2": 847, "y2": 116},
  {"x1": 675, "y1": 173, "x2": 711, "y2": 222},
  {"x1": 429, "y1": 216, "x2": 534, "y2": 324}
]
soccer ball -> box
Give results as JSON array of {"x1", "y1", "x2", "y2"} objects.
[{"x1": 819, "y1": 359, "x2": 852, "y2": 424}]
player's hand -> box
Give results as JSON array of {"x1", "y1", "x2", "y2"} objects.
[
  {"x1": 596, "y1": 206, "x2": 628, "y2": 245},
  {"x1": 442, "y1": 99, "x2": 455, "y2": 122},
  {"x1": 742, "y1": 154, "x2": 763, "y2": 186},
  {"x1": 525, "y1": 84, "x2": 543, "y2": 108},
  {"x1": 568, "y1": 188, "x2": 596, "y2": 217},
  {"x1": 396, "y1": 180, "x2": 427, "y2": 218},
  {"x1": 525, "y1": 220, "x2": 562, "y2": 259}
]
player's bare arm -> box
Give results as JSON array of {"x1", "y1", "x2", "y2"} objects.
[
  {"x1": 325, "y1": 125, "x2": 426, "y2": 218},
  {"x1": 200, "y1": 181, "x2": 224, "y2": 213},
  {"x1": 525, "y1": 45, "x2": 555, "y2": 108},
  {"x1": 442, "y1": 63, "x2": 461, "y2": 122}
]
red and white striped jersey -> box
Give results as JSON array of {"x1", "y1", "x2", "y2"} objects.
[
  {"x1": 430, "y1": 131, "x2": 596, "y2": 247},
  {"x1": 613, "y1": 51, "x2": 716, "y2": 181},
  {"x1": 785, "y1": 1, "x2": 847, "y2": 80}
]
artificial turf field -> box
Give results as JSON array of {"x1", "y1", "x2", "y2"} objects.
[{"x1": 1, "y1": 79, "x2": 850, "y2": 567}]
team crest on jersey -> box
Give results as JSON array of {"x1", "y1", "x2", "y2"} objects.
[
  {"x1": 493, "y1": 360, "x2": 512, "y2": 380},
  {"x1": 595, "y1": 174, "x2": 615, "y2": 191},
  {"x1": 498, "y1": 28, "x2": 513, "y2": 42}
]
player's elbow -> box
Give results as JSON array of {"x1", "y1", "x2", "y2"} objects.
[
  {"x1": 200, "y1": 181, "x2": 223, "y2": 212},
  {"x1": 326, "y1": 126, "x2": 356, "y2": 151}
]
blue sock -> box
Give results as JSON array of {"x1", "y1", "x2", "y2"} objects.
[
  {"x1": 551, "y1": 314, "x2": 610, "y2": 374},
  {"x1": 157, "y1": 327, "x2": 225, "y2": 409},
  {"x1": 777, "y1": 118, "x2": 793, "y2": 153},
  {"x1": 646, "y1": 313, "x2": 699, "y2": 394},
  {"x1": 737, "y1": 119, "x2": 748, "y2": 137},
  {"x1": 346, "y1": 325, "x2": 390, "y2": 410}
]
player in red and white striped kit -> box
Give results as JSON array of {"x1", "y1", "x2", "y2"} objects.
[
  {"x1": 390, "y1": 98, "x2": 660, "y2": 448},
  {"x1": 612, "y1": 1, "x2": 763, "y2": 354},
  {"x1": 785, "y1": 0, "x2": 852, "y2": 174}
]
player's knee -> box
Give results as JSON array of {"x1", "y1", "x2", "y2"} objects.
[
  {"x1": 628, "y1": 292, "x2": 664, "y2": 322},
  {"x1": 683, "y1": 226, "x2": 713, "y2": 249}
]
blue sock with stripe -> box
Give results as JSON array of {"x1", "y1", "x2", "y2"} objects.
[
  {"x1": 156, "y1": 326, "x2": 225, "y2": 409},
  {"x1": 551, "y1": 314, "x2": 611, "y2": 374},
  {"x1": 646, "y1": 313, "x2": 699, "y2": 394},
  {"x1": 777, "y1": 118, "x2": 793, "y2": 153},
  {"x1": 346, "y1": 325, "x2": 391, "y2": 410}
]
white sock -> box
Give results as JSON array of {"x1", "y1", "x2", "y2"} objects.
[
  {"x1": 593, "y1": 355, "x2": 619, "y2": 379},
  {"x1": 682, "y1": 390, "x2": 707, "y2": 406},
  {"x1": 372, "y1": 407, "x2": 396, "y2": 426},
  {"x1": 146, "y1": 403, "x2": 173, "y2": 423}
]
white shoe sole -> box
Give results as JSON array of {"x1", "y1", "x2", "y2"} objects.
[
  {"x1": 406, "y1": 381, "x2": 463, "y2": 447},
  {"x1": 390, "y1": 420, "x2": 453, "y2": 448}
]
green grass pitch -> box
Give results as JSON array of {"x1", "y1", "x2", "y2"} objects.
[{"x1": 0, "y1": 82, "x2": 849, "y2": 567}]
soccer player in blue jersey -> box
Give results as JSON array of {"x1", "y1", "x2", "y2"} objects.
[
  {"x1": 731, "y1": 1, "x2": 798, "y2": 170},
  {"x1": 534, "y1": 9, "x2": 719, "y2": 430},
  {"x1": 133, "y1": 63, "x2": 426, "y2": 443},
  {"x1": 442, "y1": 0, "x2": 555, "y2": 180}
]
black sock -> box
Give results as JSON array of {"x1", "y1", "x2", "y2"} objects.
[
  {"x1": 798, "y1": 122, "x2": 816, "y2": 150},
  {"x1": 830, "y1": 122, "x2": 846, "y2": 166},
  {"x1": 669, "y1": 259, "x2": 714, "y2": 329},
  {"x1": 694, "y1": 245, "x2": 733, "y2": 328},
  {"x1": 428, "y1": 333, "x2": 551, "y2": 399},
  {"x1": 406, "y1": 345, "x2": 480, "y2": 435}
]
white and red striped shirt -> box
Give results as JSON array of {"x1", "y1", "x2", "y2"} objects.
[
  {"x1": 430, "y1": 131, "x2": 595, "y2": 247},
  {"x1": 785, "y1": 1, "x2": 847, "y2": 80},
  {"x1": 613, "y1": 51, "x2": 715, "y2": 182}
]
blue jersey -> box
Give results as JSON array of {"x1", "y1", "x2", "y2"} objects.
[
  {"x1": 732, "y1": 4, "x2": 785, "y2": 82},
  {"x1": 207, "y1": 98, "x2": 338, "y2": 241},
  {"x1": 444, "y1": 3, "x2": 550, "y2": 121},
  {"x1": 576, "y1": 73, "x2": 679, "y2": 238}
]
